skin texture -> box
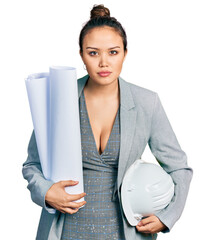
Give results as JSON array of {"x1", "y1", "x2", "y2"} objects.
[
  {"x1": 45, "y1": 180, "x2": 87, "y2": 214},
  {"x1": 80, "y1": 26, "x2": 127, "y2": 99},
  {"x1": 45, "y1": 25, "x2": 166, "y2": 234},
  {"x1": 136, "y1": 215, "x2": 167, "y2": 234},
  {"x1": 80, "y1": 26, "x2": 127, "y2": 155}
]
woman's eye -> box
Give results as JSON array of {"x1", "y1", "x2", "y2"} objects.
[
  {"x1": 89, "y1": 51, "x2": 98, "y2": 56},
  {"x1": 110, "y1": 50, "x2": 118, "y2": 55}
]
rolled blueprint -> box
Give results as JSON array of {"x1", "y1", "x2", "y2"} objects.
[
  {"x1": 25, "y1": 72, "x2": 50, "y2": 179},
  {"x1": 49, "y1": 66, "x2": 84, "y2": 197},
  {"x1": 25, "y1": 66, "x2": 84, "y2": 203}
]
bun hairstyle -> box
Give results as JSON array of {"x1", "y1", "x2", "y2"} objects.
[
  {"x1": 79, "y1": 4, "x2": 127, "y2": 54},
  {"x1": 90, "y1": 4, "x2": 110, "y2": 19}
]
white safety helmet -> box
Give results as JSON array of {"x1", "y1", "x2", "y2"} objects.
[{"x1": 121, "y1": 159, "x2": 174, "y2": 226}]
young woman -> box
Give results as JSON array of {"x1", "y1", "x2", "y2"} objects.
[{"x1": 22, "y1": 4, "x2": 193, "y2": 240}]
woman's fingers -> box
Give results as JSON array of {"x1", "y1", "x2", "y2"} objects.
[
  {"x1": 66, "y1": 200, "x2": 87, "y2": 208},
  {"x1": 136, "y1": 224, "x2": 152, "y2": 234},
  {"x1": 45, "y1": 180, "x2": 88, "y2": 215},
  {"x1": 60, "y1": 180, "x2": 87, "y2": 201},
  {"x1": 137, "y1": 216, "x2": 153, "y2": 226},
  {"x1": 59, "y1": 209, "x2": 66, "y2": 214},
  {"x1": 60, "y1": 180, "x2": 79, "y2": 187},
  {"x1": 61, "y1": 200, "x2": 87, "y2": 215},
  {"x1": 136, "y1": 215, "x2": 166, "y2": 234},
  {"x1": 58, "y1": 200, "x2": 86, "y2": 213},
  {"x1": 63, "y1": 207, "x2": 80, "y2": 215},
  {"x1": 136, "y1": 216, "x2": 154, "y2": 233},
  {"x1": 66, "y1": 192, "x2": 87, "y2": 201}
]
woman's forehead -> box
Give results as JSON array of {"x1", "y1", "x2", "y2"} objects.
[{"x1": 83, "y1": 26, "x2": 123, "y2": 49}]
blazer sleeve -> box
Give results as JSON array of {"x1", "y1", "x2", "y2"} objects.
[
  {"x1": 148, "y1": 93, "x2": 193, "y2": 233},
  {"x1": 22, "y1": 129, "x2": 56, "y2": 214}
]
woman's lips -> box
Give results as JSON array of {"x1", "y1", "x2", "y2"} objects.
[{"x1": 98, "y1": 72, "x2": 111, "y2": 77}]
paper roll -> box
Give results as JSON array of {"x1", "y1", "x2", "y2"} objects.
[
  {"x1": 25, "y1": 72, "x2": 50, "y2": 179},
  {"x1": 49, "y1": 66, "x2": 84, "y2": 197},
  {"x1": 25, "y1": 66, "x2": 84, "y2": 201}
]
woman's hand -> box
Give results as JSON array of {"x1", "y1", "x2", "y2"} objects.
[
  {"x1": 45, "y1": 180, "x2": 87, "y2": 214},
  {"x1": 136, "y1": 215, "x2": 167, "y2": 234}
]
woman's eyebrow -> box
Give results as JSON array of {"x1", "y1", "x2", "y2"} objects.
[{"x1": 86, "y1": 46, "x2": 121, "y2": 50}]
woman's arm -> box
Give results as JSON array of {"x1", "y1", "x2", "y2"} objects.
[
  {"x1": 22, "y1": 130, "x2": 87, "y2": 215},
  {"x1": 22, "y1": 130, "x2": 56, "y2": 214},
  {"x1": 148, "y1": 93, "x2": 193, "y2": 232}
]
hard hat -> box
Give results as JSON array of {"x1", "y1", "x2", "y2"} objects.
[{"x1": 121, "y1": 159, "x2": 174, "y2": 226}]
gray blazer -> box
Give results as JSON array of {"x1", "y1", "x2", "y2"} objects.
[{"x1": 22, "y1": 74, "x2": 193, "y2": 240}]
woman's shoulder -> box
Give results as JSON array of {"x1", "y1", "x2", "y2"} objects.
[
  {"x1": 118, "y1": 76, "x2": 160, "y2": 115},
  {"x1": 127, "y1": 81, "x2": 156, "y2": 95},
  {"x1": 119, "y1": 76, "x2": 158, "y2": 103}
]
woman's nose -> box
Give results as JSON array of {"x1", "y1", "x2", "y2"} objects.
[{"x1": 99, "y1": 54, "x2": 109, "y2": 67}]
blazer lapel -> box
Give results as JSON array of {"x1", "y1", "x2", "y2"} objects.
[
  {"x1": 77, "y1": 74, "x2": 137, "y2": 190},
  {"x1": 117, "y1": 77, "x2": 137, "y2": 189}
]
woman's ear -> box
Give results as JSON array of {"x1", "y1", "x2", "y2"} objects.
[
  {"x1": 123, "y1": 49, "x2": 128, "y2": 61},
  {"x1": 79, "y1": 50, "x2": 83, "y2": 59}
]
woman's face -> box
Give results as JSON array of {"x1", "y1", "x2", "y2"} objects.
[{"x1": 80, "y1": 26, "x2": 127, "y2": 86}]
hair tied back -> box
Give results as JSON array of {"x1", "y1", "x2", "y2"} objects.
[
  {"x1": 79, "y1": 4, "x2": 127, "y2": 53},
  {"x1": 90, "y1": 4, "x2": 110, "y2": 19}
]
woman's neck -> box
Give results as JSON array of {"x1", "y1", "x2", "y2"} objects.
[{"x1": 84, "y1": 77, "x2": 120, "y2": 101}]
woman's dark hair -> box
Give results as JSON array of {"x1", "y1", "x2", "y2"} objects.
[{"x1": 79, "y1": 4, "x2": 127, "y2": 54}]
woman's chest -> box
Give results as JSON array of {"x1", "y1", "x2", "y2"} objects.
[{"x1": 83, "y1": 91, "x2": 120, "y2": 155}]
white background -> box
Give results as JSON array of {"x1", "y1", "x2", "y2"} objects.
[{"x1": 0, "y1": 0, "x2": 214, "y2": 239}]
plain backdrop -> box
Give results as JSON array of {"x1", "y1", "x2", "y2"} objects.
[{"x1": 0, "y1": 0, "x2": 214, "y2": 239}]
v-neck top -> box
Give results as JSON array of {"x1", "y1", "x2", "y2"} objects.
[
  {"x1": 83, "y1": 89, "x2": 119, "y2": 158},
  {"x1": 61, "y1": 89, "x2": 125, "y2": 240}
]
